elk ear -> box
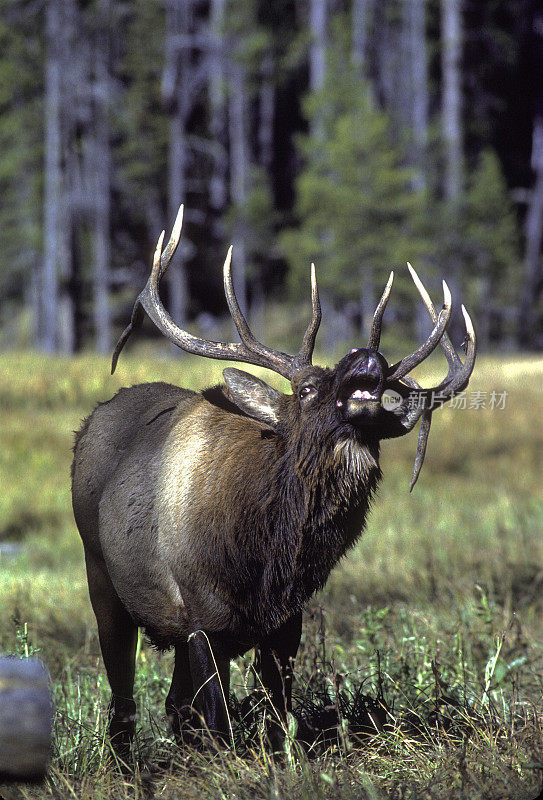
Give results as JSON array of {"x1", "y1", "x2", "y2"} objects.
[{"x1": 223, "y1": 368, "x2": 282, "y2": 428}]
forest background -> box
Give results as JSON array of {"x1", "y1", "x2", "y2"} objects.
[{"x1": 1, "y1": 0, "x2": 543, "y2": 356}]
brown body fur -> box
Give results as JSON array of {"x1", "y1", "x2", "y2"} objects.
[{"x1": 72, "y1": 379, "x2": 381, "y2": 654}]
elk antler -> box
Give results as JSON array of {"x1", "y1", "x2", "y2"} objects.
[
  {"x1": 386, "y1": 279, "x2": 452, "y2": 381},
  {"x1": 382, "y1": 263, "x2": 476, "y2": 489},
  {"x1": 367, "y1": 271, "x2": 394, "y2": 350},
  {"x1": 111, "y1": 206, "x2": 321, "y2": 380}
]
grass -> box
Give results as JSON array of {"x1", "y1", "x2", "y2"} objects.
[{"x1": 0, "y1": 349, "x2": 542, "y2": 800}]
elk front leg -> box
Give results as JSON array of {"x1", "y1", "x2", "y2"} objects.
[
  {"x1": 257, "y1": 612, "x2": 302, "y2": 747},
  {"x1": 84, "y1": 550, "x2": 138, "y2": 758},
  {"x1": 188, "y1": 631, "x2": 231, "y2": 746}
]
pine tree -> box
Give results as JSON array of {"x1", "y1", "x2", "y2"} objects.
[
  {"x1": 464, "y1": 149, "x2": 520, "y2": 345},
  {"x1": 0, "y1": 0, "x2": 43, "y2": 344},
  {"x1": 115, "y1": 0, "x2": 168, "y2": 237},
  {"x1": 281, "y1": 39, "x2": 425, "y2": 342},
  {"x1": 223, "y1": 0, "x2": 277, "y2": 320}
]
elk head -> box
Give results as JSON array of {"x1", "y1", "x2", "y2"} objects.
[{"x1": 112, "y1": 205, "x2": 476, "y2": 488}]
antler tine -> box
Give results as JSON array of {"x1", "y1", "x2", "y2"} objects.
[
  {"x1": 406, "y1": 264, "x2": 476, "y2": 391},
  {"x1": 367, "y1": 271, "x2": 394, "y2": 350},
  {"x1": 409, "y1": 410, "x2": 432, "y2": 492},
  {"x1": 111, "y1": 229, "x2": 170, "y2": 374},
  {"x1": 403, "y1": 306, "x2": 475, "y2": 489},
  {"x1": 400, "y1": 263, "x2": 476, "y2": 395},
  {"x1": 292, "y1": 263, "x2": 322, "y2": 371},
  {"x1": 159, "y1": 204, "x2": 184, "y2": 281},
  {"x1": 406, "y1": 262, "x2": 459, "y2": 372},
  {"x1": 386, "y1": 304, "x2": 476, "y2": 423},
  {"x1": 222, "y1": 246, "x2": 295, "y2": 378},
  {"x1": 392, "y1": 373, "x2": 433, "y2": 492},
  {"x1": 387, "y1": 278, "x2": 452, "y2": 381},
  {"x1": 223, "y1": 246, "x2": 260, "y2": 346},
  {"x1": 112, "y1": 203, "x2": 182, "y2": 374},
  {"x1": 382, "y1": 267, "x2": 476, "y2": 490},
  {"x1": 112, "y1": 206, "x2": 298, "y2": 379},
  {"x1": 432, "y1": 305, "x2": 476, "y2": 395},
  {"x1": 111, "y1": 208, "x2": 185, "y2": 374}
]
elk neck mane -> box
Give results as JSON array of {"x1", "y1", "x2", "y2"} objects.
[{"x1": 218, "y1": 395, "x2": 382, "y2": 630}]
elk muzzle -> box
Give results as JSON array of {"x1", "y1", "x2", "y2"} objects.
[{"x1": 335, "y1": 348, "x2": 388, "y2": 423}]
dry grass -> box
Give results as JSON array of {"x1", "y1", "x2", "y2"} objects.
[{"x1": 0, "y1": 350, "x2": 542, "y2": 800}]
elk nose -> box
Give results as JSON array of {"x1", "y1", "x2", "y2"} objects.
[
  {"x1": 366, "y1": 352, "x2": 381, "y2": 372},
  {"x1": 348, "y1": 349, "x2": 386, "y2": 393},
  {"x1": 348, "y1": 348, "x2": 380, "y2": 373}
]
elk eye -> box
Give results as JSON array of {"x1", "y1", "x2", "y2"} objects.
[{"x1": 299, "y1": 385, "x2": 316, "y2": 400}]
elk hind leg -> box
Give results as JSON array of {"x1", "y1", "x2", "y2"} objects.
[
  {"x1": 165, "y1": 641, "x2": 198, "y2": 743},
  {"x1": 188, "y1": 631, "x2": 231, "y2": 747},
  {"x1": 84, "y1": 549, "x2": 138, "y2": 758}
]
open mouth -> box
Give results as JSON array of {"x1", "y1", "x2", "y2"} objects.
[
  {"x1": 338, "y1": 375, "x2": 382, "y2": 406},
  {"x1": 348, "y1": 387, "x2": 380, "y2": 401},
  {"x1": 333, "y1": 349, "x2": 388, "y2": 420}
]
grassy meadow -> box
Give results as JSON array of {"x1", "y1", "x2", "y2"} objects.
[{"x1": 0, "y1": 349, "x2": 542, "y2": 800}]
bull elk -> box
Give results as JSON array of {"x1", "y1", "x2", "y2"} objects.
[{"x1": 71, "y1": 206, "x2": 476, "y2": 753}]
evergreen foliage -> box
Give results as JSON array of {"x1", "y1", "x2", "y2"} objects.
[
  {"x1": 281, "y1": 72, "x2": 426, "y2": 306},
  {"x1": 0, "y1": 1, "x2": 43, "y2": 308},
  {"x1": 0, "y1": 0, "x2": 538, "y2": 349},
  {"x1": 225, "y1": 165, "x2": 276, "y2": 283},
  {"x1": 465, "y1": 149, "x2": 520, "y2": 306},
  {"x1": 116, "y1": 2, "x2": 168, "y2": 201}
]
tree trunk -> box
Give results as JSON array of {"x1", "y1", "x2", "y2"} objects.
[
  {"x1": 375, "y1": 3, "x2": 401, "y2": 115},
  {"x1": 441, "y1": 0, "x2": 463, "y2": 203},
  {"x1": 228, "y1": 58, "x2": 248, "y2": 321},
  {"x1": 478, "y1": 270, "x2": 491, "y2": 349},
  {"x1": 42, "y1": 0, "x2": 63, "y2": 352},
  {"x1": 55, "y1": 0, "x2": 83, "y2": 354},
  {"x1": 351, "y1": 0, "x2": 373, "y2": 78},
  {"x1": 17, "y1": 174, "x2": 41, "y2": 346},
  {"x1": 407, "y1": 0, "x2": 428, "y2": 192},
  {"x1": 164, "y1": 0, "x2": 190, "y2": 328},
  {"x1": 92, "y1": 0, "x2": 112, "y2": 354},
  {"x1": 440, "y1": 0, "x2": 464, "y2": 339},
  {"x1": 359, "y1": 279, "x2": 375, "y2": 342},
  {"x1": 518, "y1": 0, "x2": 543, "y2": 346},
  {"x1": 309, "y1": 0, "x2": 327, "y2": 140},
  {"x1": 309, "y1": 0, "x2": 327, "y2": 93},
  {"x1": 309, "y1": 0, "x2": 333, "y2": 345},
  {"x1": 352, "y1": 1, "x2": 375, "y2": 339},
  {"x1": 519, "y1": 117, "x2": 543, "y2": 346},
  {"x1": 259, "y1": 49, "x2": 275, "y2": 175},
  {"x1": 209, "y1": 0, "x2": 228, "y2": 216},
  {"x1": 404, "y1": 0, "x2": 431, "y2": 343}
]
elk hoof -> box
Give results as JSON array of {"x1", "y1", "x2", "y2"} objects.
[{"x1": 108, "y1": 698, "x2": 136, "y2": 764}]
